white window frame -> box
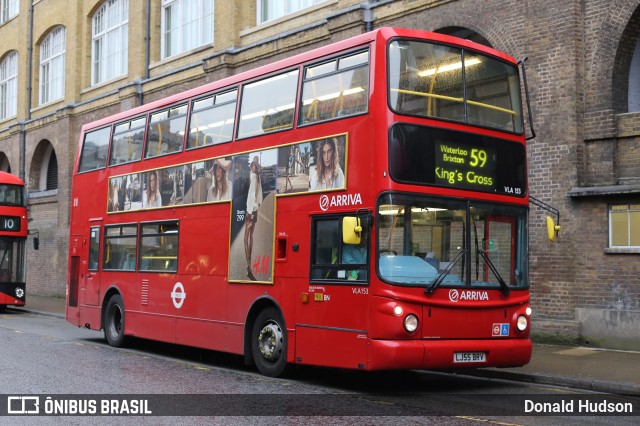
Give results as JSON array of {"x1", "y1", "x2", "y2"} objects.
[
  {"x1": 257, "y1": 0, "x2": 326, "y2": 24},
  {"x1": 609, "y1": 204, "x2": 640, "y2": 248},
  {"x1": 0, "y1": 51, "x2": 17, "y2": 120},
  {"x1": 161, "y1": 0, "x2": 214, "y2": 59},
  {"x1": 39, "y1": 26, "x2": 66, "y2": 105},
  {"x1": 92, "y1": 0, "x2": 129, "y2": 86},
  {"x1": 0, "y1": 0, "x2": 18, "y2": 24}
]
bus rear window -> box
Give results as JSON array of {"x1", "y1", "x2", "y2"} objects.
[{"x1": 78, "y1": 127, "x2": 111, "y2": 173}]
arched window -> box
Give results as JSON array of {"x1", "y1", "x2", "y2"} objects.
[
  {"x1": 0, "y1": 153, "x2": 11, "y2": 173},
  {"x1": 30, "y1": 141, "x2": 58, "y2": 194},
  {"x1": 0, "y1": 51, "x2": 17, "y2": 120},
  {"x1": 46, "y1": 149, "x2": 58, "y2": 191},
  {"x1": 92, "y1": 0, "x2": 129, "y2": 85},
  {"x1": 629, "y1": 38, "x2": 640, "y2": 112},
  {"x1": 40, "y1": 26, "x2": 66, "y2": 105}
]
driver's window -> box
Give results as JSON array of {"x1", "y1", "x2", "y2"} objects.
[{"x1": 310, "y1": 216, "x2": 369, "y2": 282}]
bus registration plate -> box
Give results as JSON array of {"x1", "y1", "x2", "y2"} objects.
[{"x1": 453, "y1": 352, "x2": 486, "y2": 363}]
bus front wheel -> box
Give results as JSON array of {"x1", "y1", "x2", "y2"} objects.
[
  {"x1": 251, "y1": 307, "x2": 287, "y2": 377},
  {"x1": 104, "y1": 294, "x2": 126, "y2": 347}
]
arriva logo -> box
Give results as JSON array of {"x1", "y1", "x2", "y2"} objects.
[
  {"x1": 319, "y1": 193, "x2": 363, "y2": 211},
  {"x1": 448, "y1": 289, "x2": 489, "y2": 302}
]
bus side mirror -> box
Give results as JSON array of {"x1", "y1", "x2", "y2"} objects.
[
  {"x1": 33, "y1": 236, "x2": 39, "y2": 250},
  {"x1": 546, "y1": 216, "x2": 560, "y2": 241},
  {"x1": 342, "y1": 216, "x2": 362, "y2": 245}
]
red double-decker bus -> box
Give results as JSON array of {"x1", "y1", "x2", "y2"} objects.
[
  {"x1": 0, "y1": 172, "x2": 28, "y2": 313},
  {"x1": 67, "y1": 27, "x2": 532, "y2": 376}
]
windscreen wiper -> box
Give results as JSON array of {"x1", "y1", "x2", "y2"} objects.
[
  {"x1": 425, "y1": 249, "x2": 464, "y2": 294},
  {"x1": 479, "y1": 250, "x2": 510, "y2": 296}
]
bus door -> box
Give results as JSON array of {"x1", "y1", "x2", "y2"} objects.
[
  {"x1": 297, "y1": 214, "x2": 370, "y2": 369},
  {"x1": 81, "y1": 226, "x2": 100, "y2": 305}
]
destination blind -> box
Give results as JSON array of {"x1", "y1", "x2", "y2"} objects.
[{"x1": 389, "y1": 123, "x2": 526, "y2": 197}]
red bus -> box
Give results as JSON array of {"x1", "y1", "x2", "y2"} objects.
[
  {"x1": 0, "y1": 172, "x2": 29, "y2": 313},
  {"x1": 67, "y1": 27, "x2": 532, "y2": 376}
]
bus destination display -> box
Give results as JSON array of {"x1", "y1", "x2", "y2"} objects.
[
  {"x1": 434, "y1": 142, "x2": 501, "y2": 192},
  {"x1": 0, "y1": 215, "x2": 21, "y2": 232}
]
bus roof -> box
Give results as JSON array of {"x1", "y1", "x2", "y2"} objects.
[
  {"x1": 0, "y1": 171, "x2": 25, "y2": 186},
  {"x1": 79, "y1": 27, "x2": 517, "y2": 133}
]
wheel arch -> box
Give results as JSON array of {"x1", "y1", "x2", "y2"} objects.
[{"x1": 101, "y1": 284, "x2": 123, "y2": 331}]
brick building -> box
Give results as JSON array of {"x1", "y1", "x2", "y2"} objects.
[{"x1": 0, "y1": 0, "x2": 638, "y2": 349}]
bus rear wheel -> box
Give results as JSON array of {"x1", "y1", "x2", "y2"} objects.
[
  {"x1": 104, "y1": 294, "x2": 126, "y2": 347},
  {"x1": 251, "y1": 307, "x2": 287, "y2": 377}
]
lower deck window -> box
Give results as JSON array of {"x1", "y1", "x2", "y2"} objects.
[{"x1": 139, "y1": 221, "x2": 179, "y2": 272}]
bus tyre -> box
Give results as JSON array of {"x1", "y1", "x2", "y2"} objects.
[
  {"x1": 104, "y1": 294, "x2": 126, "y2": 347},
  {"x1": 251, "y1": 307, "x2": 287, "y2": 377}
]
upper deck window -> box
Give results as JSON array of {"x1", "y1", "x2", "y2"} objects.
[
  {"x1": 0, "y1": 184, "x2": 24, "y2": 206},
  {"x1": 388, "y1": 40, "x2": 523, "y2": 134},
  {"x1": 238, "y1": 70, "x2": 299, "y2": 138},
  {"x1": 187, "y1": 89, "x2": 237, "y2": 149},
  {"x1": 145, "y1": 104, "x2": 188, "y2": 159},
  {"x1": 78, "y1": 126, "x2": 111, "y2": 173},
  {"x1": 300, "y1": 50, "x2": 369, "y2": 125},
  {"x1": 109, "y1": 116, "x2": 146, "y2": 165}
]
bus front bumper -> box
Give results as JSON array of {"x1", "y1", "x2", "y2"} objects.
[{"x1": 367, "y1": 338, "x2": 532, "y2": 370}]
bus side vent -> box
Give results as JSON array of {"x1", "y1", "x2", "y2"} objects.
[{"x1": 141, "y1": 280, "x2": 149, "y2": 306}]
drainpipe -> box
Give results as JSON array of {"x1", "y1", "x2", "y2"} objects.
[
  {"x1": 146, "y1": 0, "x2": 150, "y2": 79},
  {"x1": 141, "y1": 0, "x2": 151, "y2": 105},
  {"x1": 363, "y1": 2, "x2": 374, "y2": 32},
  {"x1": 20, "y1": 0, "x2": 35, "y2": 181}
]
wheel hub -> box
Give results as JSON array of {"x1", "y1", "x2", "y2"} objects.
[{"x1": 258, "y1": 322, "x2": 283, "y2": 361}]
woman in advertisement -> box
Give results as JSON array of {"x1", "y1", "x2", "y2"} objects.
[
  {"x1": 310, "y1": 137, "x2": 344, "y2": 190},
  {"x1": 244, "y1": 156, "x2": 263, "y2": 280}
]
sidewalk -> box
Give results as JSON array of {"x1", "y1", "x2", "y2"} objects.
[{"x1": 14, "y1": 295, "x2": 640, "y2": 395}]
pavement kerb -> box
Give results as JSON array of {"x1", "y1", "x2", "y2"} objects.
[{"x1": 459, "y1": 368, "x2": 640, "y2": 396}]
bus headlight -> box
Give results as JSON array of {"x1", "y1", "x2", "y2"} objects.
[
  {"x1": 404, "y1": 314, "x2": 419, "y2": 333},
  {"x1": 516, "y1": 315, "x2": 528, "y2": 332}
]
